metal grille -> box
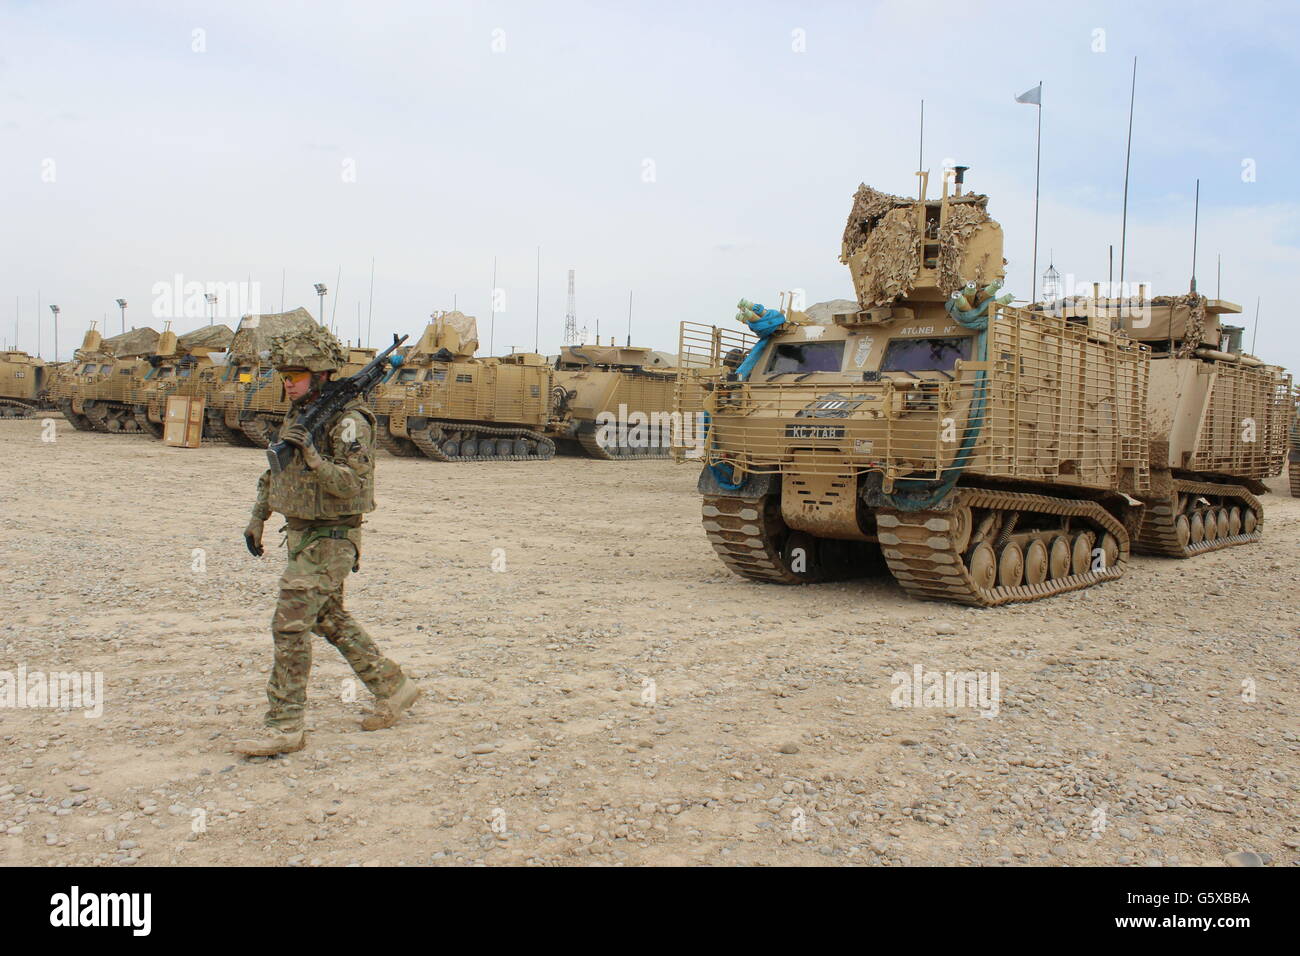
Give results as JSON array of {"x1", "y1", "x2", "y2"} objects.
[
  {"x1": 675, "y1": 306, "x2": 1150, "y2": 494},
  {"x1": 1291, "y1": 392, "x2": 1300, "y2": 452},
  {"x1": 671, "y1": 321, "x2": 756, "y2": 460},
  {"x1": 1192, "y1": 363, "x2": 1292, "y2": 478}
]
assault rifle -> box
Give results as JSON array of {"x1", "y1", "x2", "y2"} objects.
[{"x1": 266, "y1": 333, "x2": 408, "y2": 473}]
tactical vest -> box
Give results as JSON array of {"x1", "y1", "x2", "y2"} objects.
[{"x1": 267, "y1": 398, "x2": 378, "y2": 520}]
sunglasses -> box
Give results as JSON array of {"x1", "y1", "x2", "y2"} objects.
[{"x1": 280, "y1": 370, "x2": 313, "y2": 385}]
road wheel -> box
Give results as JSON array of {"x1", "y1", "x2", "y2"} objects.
[
  {"x1": 997, "y1": 542, "x2": 1023, "y2": 589},
  {"x1": 1024, "y1": 539, "x2": 1048, "y2": 585},
  {"x1": 1048, "y1": 535, "x2": 1071, "y2": 579},
  {"x1": 968, "y1": 542, "x2": 997, "y2": 591}
]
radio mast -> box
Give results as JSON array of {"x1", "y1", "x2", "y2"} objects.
[{"x1": 563, "y1": 269, "x2": 578, "y2": 345}]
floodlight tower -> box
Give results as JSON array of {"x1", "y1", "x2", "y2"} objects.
[{"x1": 314, "y1": 283, "x2": 328, "y2": 325}]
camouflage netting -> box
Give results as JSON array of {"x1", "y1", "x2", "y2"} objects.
[
  {"x1": 433, "y1": 310, "x2": 479, "y2": 358},
  {"x1": 1153, "y1": 293, "x2": 1208, "y2": 356},
  {"x1": 177, "y1": 324, "x2": 234, "y2": 352},
  {"x1": 229, "y1": 307, "x2": 318, "y2": 359},
  {"x1": 840, "y1": 185, "x2": 919, "y2": 308},
  {"x1": 840, "y1": 185, "x2": 910, "y2": 261},
  {"x1": 269, "y1": 324, "x2": 347, "y2": 372},
  {"x1": 101, "y1": 327, "x2": 161, "y2": 358},
  {"x1": 936, "y1": 196, "x2": 993, "y2": 297}
]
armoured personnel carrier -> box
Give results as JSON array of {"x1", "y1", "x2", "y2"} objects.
[
  {"x1": 1097, "y1": 294, "x2": 1293, "y2": 553},
  {"x1": 129, "y1": 323, "x2": 234, "y2": 438},
  {"x1": 675, "y1": 172, "x2": 1152, "y2": 606},
  {"x1": 203, "y1": 308, "x2": 378, "y2": 447},
  {"x1": 373, "y1": 310, "x2": 555, "y2": 461},
  {"x1": 0, "y1": 350, "x2": 54, "y2": 418},
  {"x1": 548, "y1": 342, "x2": 678, "y2": 459},
  {"x1": 55, "y1": 324, "x2": 161, "y2": 432}
]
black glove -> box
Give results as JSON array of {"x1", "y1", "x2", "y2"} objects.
[
  {"x1": 281, "y1": 425, "x2": 324, "y2": 469},
  {"x1": 244, "y1": 517, "x2": 265, "y2": 557}
]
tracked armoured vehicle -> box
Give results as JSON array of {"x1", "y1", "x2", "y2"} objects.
[
  {"x1": 675, "y1": 172, "x2": 1154, "y2": 606},
  {"x1": 373, "y1": 311, "x2": 555, "y2": 462},
  {"x1": 548, "y1": 343, "x2": 678, "y2": 459},
  {"x1": 129, "y1": 323, "x2": 234, "y2": 438},
  {"x1": 0, "y1": 350, "x2": 55, "y2": 418},
  {"x1": 55, "y1": 325, "x2": 161, "y2": 433},
  {"x1": 204, "y1": 308, "x2": 376, "y2": 447},
  {"x1": 1098, "y1": 295, "x2": 1293, "y2": 554},
  {"x1": 678, "y1": 172, "x2": 1298, "y2": 604}
]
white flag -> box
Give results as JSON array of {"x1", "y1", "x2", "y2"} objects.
[{"x1": 1015, "y1": 84, "x2": 1042, "y2": 106}]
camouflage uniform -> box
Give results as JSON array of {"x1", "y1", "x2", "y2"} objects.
[{"x1": 249, "y1": 330, "x2": 406, "y2": 734}]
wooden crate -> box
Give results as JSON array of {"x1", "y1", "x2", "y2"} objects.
[{"x1": 164, "y1": 395, "x2": 205, "y2": 447}]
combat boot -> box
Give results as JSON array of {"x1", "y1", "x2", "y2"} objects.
[
  {"x1": 360, "y1": 677, "x2": 420, "y2": 731},
  {"x1": 232, "y1": 728, "x2": 306, "y2": 756}
]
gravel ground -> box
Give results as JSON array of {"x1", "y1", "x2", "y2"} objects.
[{"x1": 1, "y1": 416, "x2": 1297, "y2": 866}]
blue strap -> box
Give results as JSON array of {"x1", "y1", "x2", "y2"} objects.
[
  {"x1": 703, "y1": 302, "x2": 787, "y2": 491},
  {"x1": 876, "y1": 286, "x2": 1005, "y2": 511}
]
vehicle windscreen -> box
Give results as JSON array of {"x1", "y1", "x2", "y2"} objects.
[
  {"x1": 765, "y1": 341, "x2": 845, "y2": 375},
  {"x1": 880, "y1": 337, "x2": 973, "y2": 373}
]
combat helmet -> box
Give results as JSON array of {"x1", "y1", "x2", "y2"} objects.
[{"x1": 267, "y1": 325, "x2": 346, "y2": 373}]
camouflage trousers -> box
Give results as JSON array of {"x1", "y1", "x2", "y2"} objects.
[{"x1": 265, "y1": 527, "x2": 404, "y2": 732}]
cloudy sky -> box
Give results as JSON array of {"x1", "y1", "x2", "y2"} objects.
[{"x1": 3, "y1": 0, "x2": 1298, "y2": 372}]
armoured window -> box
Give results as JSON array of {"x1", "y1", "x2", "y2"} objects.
[
  {"x1": 764, "y1": 341, "x2": 846, "y2": 375},
  {"x1": 456, "y1": 373, "x2": 473, "y2": 383},
  {"x1": 178, "y1": 367, "x2": 191, "y2": 379},
  {"x1": 99, "y1": 365, "x2": 113, "y2": 374},
  {"x1": 880, "y1": 336, "x2": 973, "y2": 373},
  {"x1": 398, "y1": 369, "x2": 418, "y2": 383}
]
